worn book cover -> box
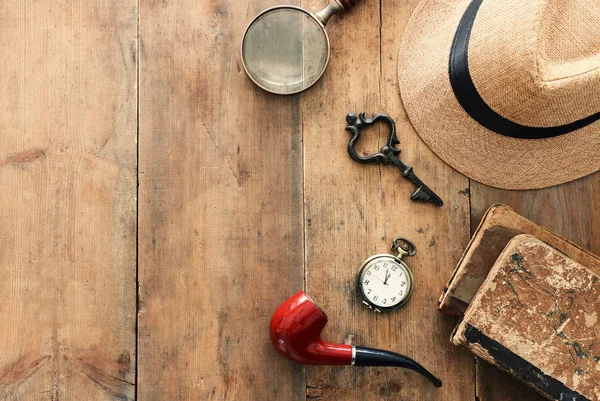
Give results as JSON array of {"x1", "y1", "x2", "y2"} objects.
[
  {"x1": 439, "y1": 204, "x2": 600, "y2": 317},
  {"x1": 452, "y1": 234, "x2": 600, "y2": 401}
]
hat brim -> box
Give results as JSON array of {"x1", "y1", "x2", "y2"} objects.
[{"x1": 398, "y1": 0, "x2": 600, "y2": 190}]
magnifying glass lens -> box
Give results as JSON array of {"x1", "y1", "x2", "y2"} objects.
[{"x1": 242, "y1": 8, "x2": 329, "y2": 94}]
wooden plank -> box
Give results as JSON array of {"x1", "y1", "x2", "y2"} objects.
[
  {"x1": 471, "y1": 172, "x2": 600, "y2": 401},
  {"x1": 0, "y1": 1, "x2": 137, "y2": 400},
  {"x1": 137, "y1": 0, "x2": 305, "y2": 400},
  {"x1": 302, "y1": 0, "x2": 475, "y2": 399}
]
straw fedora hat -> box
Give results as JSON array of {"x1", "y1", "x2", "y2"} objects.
[{"x1": 398, "y1": 0, "x2": 600, "y2": 190}]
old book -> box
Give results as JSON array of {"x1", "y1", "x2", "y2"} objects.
[
  {"x1": 439, "y1": 204, "x2": 600, "y2": 317},
  {"x1": 452, "y1": 235, "x2": 600, "y2": 401}
]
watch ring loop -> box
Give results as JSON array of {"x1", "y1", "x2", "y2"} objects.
[{"x1": 391, "y1": 237, "x2": 416, "y2": 257}]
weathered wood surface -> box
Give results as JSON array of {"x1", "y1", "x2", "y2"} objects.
[
  {"x1": 137, "y1": 0, "x2": 305, "y2": 399},
  {"x1": 301, "y1": 0, "x2": 475, "y2": 399},
  {"x1": 471, "y1": 172, "x2": 600, "y2": 401},
  {"x1": 0, "y1": 1, "x2": 137, "y2": 400},
  {"x1": 3, "y1": 0, "x2": 599, "y2": 400}
]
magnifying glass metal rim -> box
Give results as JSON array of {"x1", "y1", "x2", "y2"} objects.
[{"x1": 240, "y1": 5, "x2": 331, "y2": 96}]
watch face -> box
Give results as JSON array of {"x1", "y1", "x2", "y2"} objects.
[{"x1": 357, "y1": 255, "x2": 413, "y2": 311}]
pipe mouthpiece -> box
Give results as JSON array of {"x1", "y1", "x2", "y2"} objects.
[{"x1": 354, "y1": 347, "x2": 442, "y2": 388}]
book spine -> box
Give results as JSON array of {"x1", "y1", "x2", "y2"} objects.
[{"x1": 462, "y1": 324, "x2": 590, "y2": 401}]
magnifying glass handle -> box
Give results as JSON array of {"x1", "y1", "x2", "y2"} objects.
[
  {"x1": 315, "y1": 0, "x2": 363, "y2": 25},
  {"x1": 337, "y1": 0, "x2": 362, "y2": 11}
]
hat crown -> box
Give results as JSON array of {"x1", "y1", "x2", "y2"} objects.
[
  {"x1": 468, "y1": 0, "x2": 600, "y2": 127},
  {"x1": 538, "y1": 1, "x2": 600, "y2": 83}
]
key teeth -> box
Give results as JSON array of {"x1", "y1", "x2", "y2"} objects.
[{"x1": 411, "y1": 187, "x2": 444, "y2": 206}]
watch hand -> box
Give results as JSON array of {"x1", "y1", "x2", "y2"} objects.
[{"x1": 384, "y1": 270, "x2": 390, "y2": 285}]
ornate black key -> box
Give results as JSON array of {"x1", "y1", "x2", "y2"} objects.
[{"x1": 345, "y1": 112, "x2": 443, "y2": 207}]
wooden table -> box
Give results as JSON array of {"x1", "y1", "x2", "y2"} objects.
[{"x1": 1, "y1": 0, "x2": 597, "y2": 400}]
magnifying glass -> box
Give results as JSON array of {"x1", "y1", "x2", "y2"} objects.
[{"x1": 241, "y1": 0, "x2": 362, "y2": 95}]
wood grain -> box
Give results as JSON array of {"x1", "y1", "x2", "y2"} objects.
[
  {"x1": 302, "y1": 0, "x2": 474, "y2": 399},
  {"x1": 0, "y1": 1, "x2": 137, "y2": 400},
  {"x1": 137, "y1": 0, "x2": 305, "y2": 399},
  {"x1": 4, "y1": 1, "x2": 598, "y2": 400},
  {"x1": 471, "y1": 172, "x2": 600, "y2": 401}
]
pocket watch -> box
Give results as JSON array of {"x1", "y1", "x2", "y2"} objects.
[{"x1": 356, "y1": 237, "x2": 416, "y2": 312}]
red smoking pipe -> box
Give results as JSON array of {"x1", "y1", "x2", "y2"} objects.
[{"x1": 270, "y1": 291, "x2": 442, "y2": 388}]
